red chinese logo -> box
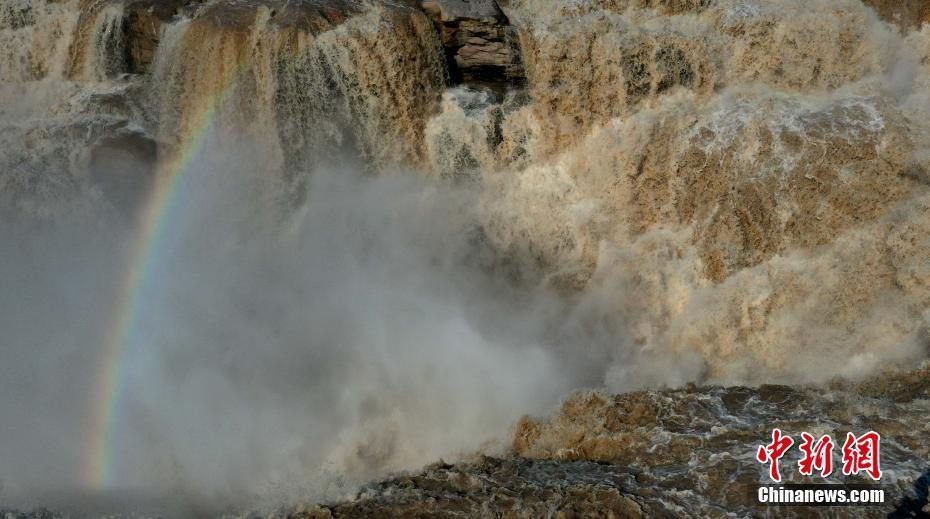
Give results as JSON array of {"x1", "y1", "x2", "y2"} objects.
[
  {"x1": 756, "y1": 430, "x2": 881, "y2": 482},
  {"x1": 841, "y1": 431, "x2": 882, "y2": 481},
  {"x1": 798, "y1": 432, "x2": 834, "y2": 477},
  {"x1": 756, "y1": 428, "x2": 794, "y2": 482}
]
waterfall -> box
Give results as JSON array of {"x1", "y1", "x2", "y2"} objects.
[{"x1": 1, "y1": 0, "x2": 930, "y2": 514}]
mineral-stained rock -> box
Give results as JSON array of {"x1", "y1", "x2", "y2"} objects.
[{"x1": 421, "y1": 0, "x2": 524, "y2": 86}]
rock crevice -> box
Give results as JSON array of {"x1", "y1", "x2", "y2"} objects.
[{"x1": 421, "y1": 0, "x2": 525, "y2": 87}]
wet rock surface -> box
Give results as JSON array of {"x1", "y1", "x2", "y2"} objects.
[
  {"x1": 294, "y1": 458, "x2": 676, "y2": 518},
  {"x1": 122, "y1": 0, "x2": 202, "y2": 73},
  {"x1": 421, "y1": 0, "x2": 524, "y2": 86},
  {"x1": 290, "y1": 365, "x2": 930, "y2": 518}
]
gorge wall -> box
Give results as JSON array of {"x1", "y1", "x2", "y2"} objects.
[{"x1": 2, "y1": 0, "x2": 930, "y2": 513}]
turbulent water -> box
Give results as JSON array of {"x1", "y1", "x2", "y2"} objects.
[{"x1": 1, "y1": 0, "x2": 929, "y2": 516}]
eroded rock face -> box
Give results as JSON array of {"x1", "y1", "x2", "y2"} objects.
[{"x1": 421, "y1": 0, "x2": 524, "y2": 86}]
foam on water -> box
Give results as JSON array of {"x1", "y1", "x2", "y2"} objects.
[{"x1": 1, "y1": 0, "x2": 930, "y2": 515}]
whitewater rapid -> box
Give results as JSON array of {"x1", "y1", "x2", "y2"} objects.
[{"x1": 1, "y1": 0, "x2": 929, "y2": 514}]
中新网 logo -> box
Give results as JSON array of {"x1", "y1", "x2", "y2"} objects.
[{"x1": 756, "y1": 429, "x2": 882, "y2": 482}]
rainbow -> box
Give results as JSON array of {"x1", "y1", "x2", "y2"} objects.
[{"x1": 82, "y1": 56, "x2": 245, "y2": 490}]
